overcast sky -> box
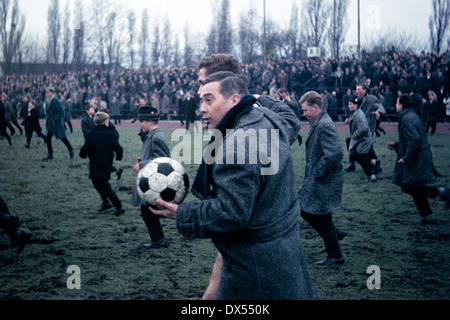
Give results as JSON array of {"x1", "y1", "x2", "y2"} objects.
[{"x1": 17, "y1": 0, "x2": 433, "y2": 48}]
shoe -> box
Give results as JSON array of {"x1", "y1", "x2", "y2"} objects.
[
  {"x1": 345, "y1": 164, "x2": 356, "y2": 172},
  {"x1": 315, "y1": 257, "x2": 344, "y2": 265},
  {"x1": 116, "y1": 167, "x2": 123, "y2": 180},
  {"x1": 24, "y1": 144, "x2": 30, "y2": 149},
  {"x1": 16, "y1": 228, "x2": 32, "y2": 254},
  {"x1": 69, "y1": 150, "x2": 74, "y2": 159},
  {"x1": 98, "y1": 202, "x2": 113, "y2": 212},
  {"x1": 416, "y1": 215, "x2": 438, "y2": 225},
  {"x1": 368, "y1": 175, "x2": 377, "y2": 183},
  {"x1": 112, "y1": 206, "x2": 125, "y2": 216},
  {"x1": 42, "y1": 155, "x2": 54, "y2": 161},
  {"x1": 142, "y1": 238, "x2": 169, "y2": 249}
]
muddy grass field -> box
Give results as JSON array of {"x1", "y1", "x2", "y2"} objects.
[{"x1": 1, "y1": 121, "x2": 449, "y2": 301}]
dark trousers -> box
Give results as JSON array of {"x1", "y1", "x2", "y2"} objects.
[
  {"x1": 25, "y1": 127, "x2": 45, "y2": 146},
  {"x1": 92, "y1": 179, "x2": 122, "y2": 209},
  {"x1": 301, "y1": 211, "x2": 342, "y2": 259},
  {"x1": 0, "y1": 123, "x2": 12, "y2": 145},
  {"x1": 426, "y1": 120, "x2": 437, "y2": 135},
  {"x1": 141, "y1": 205, "x2": 165, "y2": 243},
  {"x1": 0, "y1": 195, "x2": 19, "y2": 235},
  {"x1": 402, "y1": 185, "x2": 438, "y2": 217},
  {"x1": 7, "y1": 121, "x2": 23, "y2": 135},
  {"x1": 45, "y1": 130, "x2": 73, "y2": 156},
  {"x1": 349, "y1": 150, "x2": 375, "y2": 177}
]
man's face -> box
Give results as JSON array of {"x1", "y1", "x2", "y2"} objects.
[
  {"x1": 197, "y1": 68, "x2": 208, "y2": 95},
  {"x1": 301, "y1": 103, "x2": 320, "y2": 122},
  {"x1": 139, "y1": 120, "x2": 153, "y2": 133},
  {"x1": 200, "y1": 81, "x2": 238, "y2": 129},
  {"x1": 355, "y1": 86, "x2": 366, "y2": 99}
]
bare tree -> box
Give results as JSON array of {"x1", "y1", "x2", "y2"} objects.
[
  {"x1": 90, "y1": 0, "x2": 110, "y2": 66},
  {"x1": 183, "y1": 23, "x2": 194, "y2": 67},
  {"x1": 161, "y1": 16, "x2": 172, "y2": 67},
  {"x1": 61, "y1": 1, "x2": 71, "y2": 66},
  {"x1": 140, "y1": 8, "x2": 149, "y2": 68},
  {"x1": 173, "y1": 36, "x2": 180, "y2": 67},
  {"x1": 217, "y1": 0, "x2": 233, "y2": 53},
  {"x1": 151, "y1": 21, "x2": 161, "y2": 66},
  {"x1": 128, "y1": 10, "x2": 136, "y2": 69},
  {"x1": 0, "y1": 0, "x2": 25, "y2": 74},
  {"x1": 72, "y1": 0, "x2": 85, "y2": 70},
  {"x1": 302, "y1": 0, "x2": 330, "y2": 55},
  {"x1": 238, "y1": 1, "x2": 260, "y2": 64},
  {"x1": 429, "y1": 0, "x2": 450, "y2": 54},
  {"x1": 285, "y1": 1, "x2": 304, "y2": 60},
  {"x1": 328, "y1": 0, "x2": 349, "y2": 58},
  {"x1": 47, "y1": 0, "x2": 61, "y2": 64}
]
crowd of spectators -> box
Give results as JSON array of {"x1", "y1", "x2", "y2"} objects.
[{"x1": 1, "y1": 49, "x2": 449, "y2": 124}]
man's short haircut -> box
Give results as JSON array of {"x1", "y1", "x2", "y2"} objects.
[
  {"x1": 94, "y1": 111, "x2": 110, "y2": 125},
  {"x1": 197, "y1": 54, "x2": 242, "y2": 77},
  {"x1": 299, "y1": 91, "x2": 324, "y2": 110},
  {"x1": 203, "y1": 71, "x2": 249, "y2": 99},
  {"x1": 356, "y1": 82, "x2": 368, "y2": 91},
  {"x1": 46, "y1": 86, "x2": 56, "y2": 93},
  {"x1": 398, "y1": 94, "x2": 413, "y2": 109}
]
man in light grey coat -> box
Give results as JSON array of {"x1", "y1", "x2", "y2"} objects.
[
  {"x1": 299, "y1": 91, "x2": 345, "y2": 266},
  {"x1": 152, "y1": 72, "x2": 313, "y2": 300}
]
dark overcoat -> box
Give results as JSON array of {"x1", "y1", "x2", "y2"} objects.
[
  {"x1": 79, "y1": 125, "x2": 123, "y2": 181},
  {"x1": 176, "y1": 98, "x2": 313, "y2": 300},
  {"x1": 298, "y1": 111, "x2": 344, "y2": 215},
  {"x1": 392, "y1": 108, "x2": 436, "y2": 187},
  {"x1": 45, "y1": 96, "x2": 67, "y2": 140}
]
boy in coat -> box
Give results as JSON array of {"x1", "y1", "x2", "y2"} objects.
[
  {"x1": 79, "y1": 112, "x2": 125, "y2": 216},
  {"x1": 24, "y1": 100, "x2": 46, "y2": 148},
  {"x1": 347, "y1": 97, "x2": 377, "y2": 182},
  {"x1": 151, "y1": 72, "x2": 313, "y2": 300},
  {"x1": 299, "y1": 91, "x2": 345, "y2": 266},
  {"x1": 386, "y1": 94, "x2": 450, "y2": 225},
  {"x1": 132, "y1": 106, "x2": 171, "y2": 249}
]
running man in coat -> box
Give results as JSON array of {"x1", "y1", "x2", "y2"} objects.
[
  {"x1": 79, "y1": 112, "x2": 125, "y2": 216},
  {"x1": 299, "y1": 91, "x2": 346, "y2": 266},
  {"x1": 42, "y1": 87, "x2": 74, "y2": 160},
  {"x1": 386, "y1": 94, "x2": 450, "y2": 225}
]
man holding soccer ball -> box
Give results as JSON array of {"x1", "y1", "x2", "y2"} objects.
[{"x1": 152, "y1": 71, "x2": 313, "y2": 300}]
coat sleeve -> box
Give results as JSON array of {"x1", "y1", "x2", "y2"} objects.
[
  {"x1": 256, "y1": 95, "x2": 301, "y2": 145},
  {"x1": 176, "y1": 162, "x2": 260, "y2": 240}
]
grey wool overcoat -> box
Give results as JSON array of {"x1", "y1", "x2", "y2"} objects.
[
  {"x1": 392, "y1": 108, "x2": 436, "y2": 187},
  {"x1": 298, "y1": 111, "x2": 344, "y2": 215},
  {"x1": 348, "y1": 108, "x2": 373, "y2": 154},
  {"x1": 176, "y1": 97, "x2": 313, "y2": 300}
]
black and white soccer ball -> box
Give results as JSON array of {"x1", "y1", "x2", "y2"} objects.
[{"x1": 137, "y1": 157, "x2": 190, "y2": 208}]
